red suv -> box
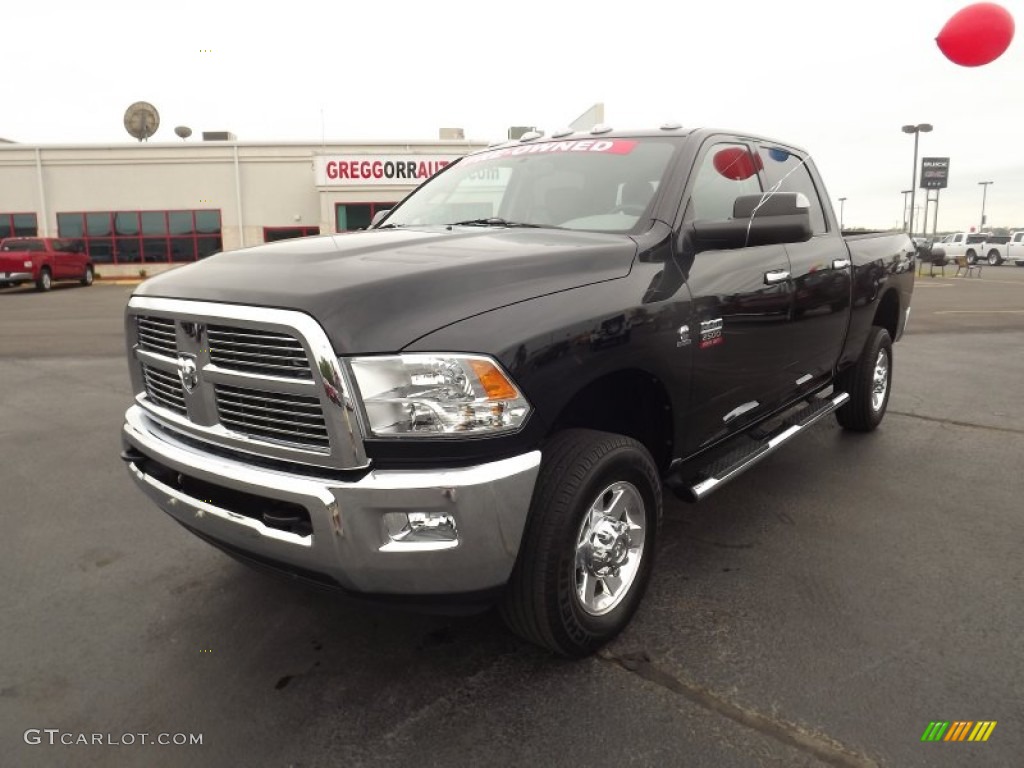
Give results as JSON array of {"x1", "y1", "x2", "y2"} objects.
[{"x1": 0, "y1": 238, "x2": 94, "y2": 291}]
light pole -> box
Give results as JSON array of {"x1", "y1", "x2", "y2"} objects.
[
  {"x1": 901, "y1": 190, "x2": 913, "y2": 232},
  {"x1": 902, "y1": 123, "x2": 933, "y2": 238},
  {"x1": 838, "y1": 197, "x2": 847, "y2": 230},
  {"x1": 978, "y1": 181, "x2": 993, "y2": 232}
]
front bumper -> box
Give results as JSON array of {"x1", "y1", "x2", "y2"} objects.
[{"x1": 122, "y1": 405, "x2": 541, "y2": 596}]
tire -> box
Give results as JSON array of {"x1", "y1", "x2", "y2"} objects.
[
  {"x1": 835, "y1": 326, "x2": 893, "y2": 432},
  {"x1": 500, "y1": 429, "x2": 662, "y2": 657},
  {"x1": 987, "y1": 250, "x2": 1002, "y2": 266},
  {"x1": 36, "y1": 268, "x2": 52, "y2": 292},
  {"x1": 966, "y1": 250, "x2": 977, "y2": 265},
  {"x1": 81, "y1": 265, "x2": 94, "y2": 286}
]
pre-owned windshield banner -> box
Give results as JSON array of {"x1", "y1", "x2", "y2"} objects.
[{"x1": 460, "y1": 139, "x2": 639, "y2": 165}]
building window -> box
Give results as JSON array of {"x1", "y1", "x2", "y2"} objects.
[
  {"x1": 263, "y1": 226, "x2": 321, "y2": 243},
  {"x1": 335, "y1": 202, "x2": 394, "y2": 232},
  {"x1": 56, "y1": 210, "x2": 222, "y2": 264},
  {"x1": 0, "y1": 213, "x2": 39, "y2": 239}
]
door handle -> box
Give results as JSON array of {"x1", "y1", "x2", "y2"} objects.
[
  {"x1": 832, "y1": 258, "x2": 851, "y2": 269},
  {"x1": 764, "y1": 269, "x2": 790, "y2": 285}
]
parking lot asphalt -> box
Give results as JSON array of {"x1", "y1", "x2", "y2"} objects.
[{"x1": 2, "y1": 268, "x2": 1023, "y2": 767}]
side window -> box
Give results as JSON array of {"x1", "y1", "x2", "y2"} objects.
[
  {"x1": 757, "y1": 146, "x2": 828, "y2": 234},
  {"x1": 689, "y1": 143, "x2": 762, "y2": 221}
]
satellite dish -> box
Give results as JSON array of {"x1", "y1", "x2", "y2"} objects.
[
  {"x1": 174, "y1": 125, "x2": 192, "y2": 140},
  {"x1": 124, "y1": 102, "x2": 160, "y2": 141}
]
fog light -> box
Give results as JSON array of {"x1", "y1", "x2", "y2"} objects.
[{"x1": 381, "y1": 511, "x2": 458, "y2": 550}]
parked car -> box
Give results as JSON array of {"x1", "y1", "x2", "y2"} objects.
[
  {"x1": 120, "y1": 128, "x2": 914, "y2": 656},
  {"x1": 0, "y1": 237, "x2": 94, "y2": 291},
  {"x1": 980, "y1": 232, "x2": 1024, "y2": 266},
  {"x1": 934, "y1": 232, "x2": 991, "y2": 265}
]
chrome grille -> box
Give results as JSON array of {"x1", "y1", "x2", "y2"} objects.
[
  {"x1": 136, "y1": 316, "x2": 177, "y2": 358},
  {"x1": 207, "y1": 325, "x2": 310, "y2": 379},
  {"x1": 214, "y1": 384, "x2": 329, "y2": 450},
  {"x1": 141, "y1": 364, "x2": 187, "y2": 415},
  {"x1": 127, "y1": 296, "x2": 368, "y2": 469}
]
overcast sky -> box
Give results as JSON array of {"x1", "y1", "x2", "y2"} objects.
[{"x1": 3, "y1": 0, "x2": 1021, "y2": 231}]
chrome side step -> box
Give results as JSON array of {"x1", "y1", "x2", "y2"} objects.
[{"x1": 679, "y1": 392, "x2": 850, "y2": 503}]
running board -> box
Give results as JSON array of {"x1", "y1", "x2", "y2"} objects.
[{"x1": 677, "y1": 392, "x2": 850, "y2": 503}]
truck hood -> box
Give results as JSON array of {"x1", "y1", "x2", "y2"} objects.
[{"x1": 134, "y1": 227, "x2": 637, "y2": 353}]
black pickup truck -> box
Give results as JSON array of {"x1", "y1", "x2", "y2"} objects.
[{"x1": 120, "y1": 127, "x2": 914, "y2": 656}]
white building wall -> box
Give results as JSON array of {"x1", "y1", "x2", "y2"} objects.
[{"x1": 0, "y1": 139, "x2": 485, "y2": 276}]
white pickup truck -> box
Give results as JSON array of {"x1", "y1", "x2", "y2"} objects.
[
  {"x1": 978, "y1": 231, "x2": 1024, "y2": 266},
  {"x1": 934, "y1": 232, "x2": 991, "y2": 265}
]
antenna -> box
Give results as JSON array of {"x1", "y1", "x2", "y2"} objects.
[{"x1": 124, "y1": 102, "x2": 160, "y2": 141}]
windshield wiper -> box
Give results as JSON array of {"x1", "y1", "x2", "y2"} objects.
[{"x1": 449, "y1": 217, "x2": 542, "y2": 228}]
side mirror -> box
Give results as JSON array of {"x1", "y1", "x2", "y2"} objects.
[
  {"x1": 690, "y1": 192, "x2": 813, "y2": 252},
  {"x1": 370, "y1": 209, "x2": 392, "y2": 228}
]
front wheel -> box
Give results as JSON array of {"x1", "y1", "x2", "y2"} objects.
[
  {"x1": 500, "y1": 429, "x2": 661, "y2": 657},
  {"x1": 835, "y1": 326, "x2": 892, "y2": 432},
  {"x1": 987, "y1": 250, "x2": 1002, "y2": 266},
  {"x1": 966, "y1": 250, "x2": 977, "y2": 265}
]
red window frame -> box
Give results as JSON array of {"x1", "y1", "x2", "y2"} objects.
[
  {"x1": 55, "y1": 210, "x2": 222, "y2": 264},
  {"x1": 0, "y1": 212, "x2": 39, "y2": 240},
  {"x1": 334, "y1": 202, "x2": 394, "y2": 232}
]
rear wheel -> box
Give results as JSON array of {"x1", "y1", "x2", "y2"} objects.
[
  {"x1": 966, "y1": 250, "x2": 977, "y2": 265},
  {"x1": 36, "y1": 268, "x2": 52, "y2": 292},
  {"x1": 81, "y1": 265, "x2": 94, "y2": 286},
  {"x1": 987, "y1": 250, "x2": 1002, "y2": 266},
  {"x1": 500, "y1": 429, "x2": 661, "y2": 657},
  {"x1": 835, "y1": 326, "x2": 892, "y2": 432}
]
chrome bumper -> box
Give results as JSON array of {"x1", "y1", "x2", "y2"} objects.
[
  {"x1": 0, "y1": 271, "x2": 32, "y2": 283},
  {"x1": 122, "y1": 405, "x2": 540, "y2": 595}
]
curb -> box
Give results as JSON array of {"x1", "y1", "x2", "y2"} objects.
[{"x1": 96, "y1": 278, "x2": 144, "y2": 285}]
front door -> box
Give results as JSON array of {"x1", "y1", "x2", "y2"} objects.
[{"x1": 677, "y1": 140, "x2": 795, "y2": 452}]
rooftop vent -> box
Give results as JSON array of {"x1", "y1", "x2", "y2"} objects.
[{"x1": 202, "y1": 131, "x2": 237, "y2": 141}]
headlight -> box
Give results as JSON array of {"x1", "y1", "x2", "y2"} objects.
[{"x1": 347, "y1": 354, "x2": 531, "y2": 437}]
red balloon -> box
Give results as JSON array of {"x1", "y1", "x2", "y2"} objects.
[
  {"x1": 712, "y1": 147, "x2": 762, "y2": 181},
  {"x1": 937, "y1": 3, "x2": 1015, "y2": 67}
]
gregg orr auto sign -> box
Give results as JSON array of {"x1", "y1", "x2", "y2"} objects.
[{"x1": 315, "y1": 155, "x2": 462, "y2": 187}]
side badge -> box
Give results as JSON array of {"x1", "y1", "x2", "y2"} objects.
[
  {"x1": 699, "y1": 318, "x2": 724, "y2": 349},
  {"x1": 676, "y1": 325, "x2": 691, "y2": 348}
]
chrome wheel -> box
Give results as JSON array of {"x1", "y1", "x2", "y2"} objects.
[
  {"x1": 871, "y1": 348, "x2": 889, "y2": 411},
  {"x1": 574, "y1": 481, "x2": 646, "y2": 616}
]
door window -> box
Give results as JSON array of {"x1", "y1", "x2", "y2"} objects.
[
  {"x1": 689, "y1": 143, "x2": 762, "y2": 222},
  {"x1": 757, "y1": 147, "x2": 827, "y2": 234}
]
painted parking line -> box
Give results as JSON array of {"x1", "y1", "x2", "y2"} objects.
[{"x1": 933, "y1": 310, "x2": 1024, "y2": 315}]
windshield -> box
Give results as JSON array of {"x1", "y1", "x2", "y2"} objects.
[
  {"x1": 381, "y1": 137, "x2": 679, "y2": 233},
  {"x1": 1, "y1": 238, "x2": 44, "y2": 252}
]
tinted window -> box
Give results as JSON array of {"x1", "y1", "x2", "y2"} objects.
[
  {"x1": 12, "y1": 213, "x2": 37, "y2": 236},
  {"x1": 758, "y1": 146, "x2": 827, "y2": 234},
  {"x1": 57, "y1": 213, "x2": 84, "y2": 237},
  {"x1": 2, "y1": 239, "x2": 44, "y2": 251},
  {"x1": 689, "y1": 143, "x2": 762, "y2": 221}
]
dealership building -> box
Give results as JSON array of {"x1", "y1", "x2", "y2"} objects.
[{"x1": 0, "y1": 135, "x2": 486, "y2": 277}]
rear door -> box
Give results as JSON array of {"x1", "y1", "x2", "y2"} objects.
[
  {"x1": 678, "y1": 139, "x2": 796, "y2": 451},
  {"x1": 756, "y1": 145, "x2": 851, "y2": 388}
]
